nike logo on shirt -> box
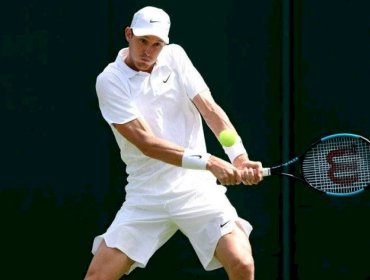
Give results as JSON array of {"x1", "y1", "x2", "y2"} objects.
[{"x1": 163, "y1": 72, "x2": 171, "y2": 83}]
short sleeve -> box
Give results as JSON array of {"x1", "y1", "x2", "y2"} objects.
[{"x1": 96, "y1": 71, "x2": 139, "y2": 124}]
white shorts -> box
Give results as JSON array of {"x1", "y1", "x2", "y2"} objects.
[{"x1": 91, "y1": 185, "x2": 253, "y2": 274}]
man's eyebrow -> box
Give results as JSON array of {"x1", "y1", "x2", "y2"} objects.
[{"x1": 139, "y1": 35, "x2": 165, "y2": 44}]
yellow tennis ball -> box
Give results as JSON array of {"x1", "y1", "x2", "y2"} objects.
[{"x1": 218, "y1": 129, "x2": 237, "y2": 147}]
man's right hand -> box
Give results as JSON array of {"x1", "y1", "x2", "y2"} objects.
[{"x1": 206, "y1": 155, "x2": 243, "y2": 186}]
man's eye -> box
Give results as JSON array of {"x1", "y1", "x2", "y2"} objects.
[{"x1": 154, "y1": 42, "x2": 165, "y2": 48}]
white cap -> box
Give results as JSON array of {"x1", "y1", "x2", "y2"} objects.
[{"x1": 130, "y1": 6, "x2": 171, "y2": 44}]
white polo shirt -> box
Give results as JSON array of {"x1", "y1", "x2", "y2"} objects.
[{"x1": 96, "y1": 44, "x2": 218, "y2": 204}]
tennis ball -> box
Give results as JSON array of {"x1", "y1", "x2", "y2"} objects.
[{"x1": 218, "y1": 129, "x2": 237, "y2": 147}]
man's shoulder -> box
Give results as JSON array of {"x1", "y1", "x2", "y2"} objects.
[
  {"x1": 161, "y1": 43, "x2": 186, "y2": 56},
  {"x1": 96, "y1": 63, "x2": 129, "y2": 95},
  {"x1": 97, "y1": 62, "x2": 126, "y2": 83},
  {"x1": 98, "y1": 49, "x2": 130, "y2": 78},
  {"x1": 159, "y1": 43, "x2": 188, "y2": 67}
]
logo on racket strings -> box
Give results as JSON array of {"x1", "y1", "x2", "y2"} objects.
[{"x1": 326, "y1": 145, "x2": 359, "y2": 185}]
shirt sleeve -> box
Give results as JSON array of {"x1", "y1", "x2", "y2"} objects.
[
  {"x1": 96, "y1": 71, "x2": 139, "y2": 124},
  {"x1": 171, "y1": 45, "x2": 209, "y2": 100}
]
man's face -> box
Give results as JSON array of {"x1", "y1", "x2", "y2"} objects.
[{"x1": 125, "y1": 28, "x2": 165, "y2": 72}]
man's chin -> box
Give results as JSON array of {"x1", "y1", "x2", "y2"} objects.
[{"x1": 137, "y1": 61, "x2": 153, "y2": 72}]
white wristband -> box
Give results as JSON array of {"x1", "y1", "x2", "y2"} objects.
[
  {"x1": 223, "y1": 136, "x2": 247, "y2": 163},
  {"x1": 181, "y1": 149, "x2": 211, "y2": 170}
]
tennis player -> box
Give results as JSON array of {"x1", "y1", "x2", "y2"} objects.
[{"x1": 84, "y1": 6, "x2": 263, "y2": 280}]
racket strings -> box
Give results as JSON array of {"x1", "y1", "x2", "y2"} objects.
[{"x1": 302, "y1": 137, "x2": 370, "y2": 194}]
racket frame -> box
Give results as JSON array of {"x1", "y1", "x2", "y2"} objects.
[{"x1": 262, "y1": 133, "x2": 370, "y2": 196}]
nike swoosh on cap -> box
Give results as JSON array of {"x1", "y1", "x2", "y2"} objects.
[{"x1": 220, "y1": 220, "x2": 231, "y2": 228}]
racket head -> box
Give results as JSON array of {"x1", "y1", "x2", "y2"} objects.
[{"x1": 300, "y1": 133, "x2": 370, "y2": 196}]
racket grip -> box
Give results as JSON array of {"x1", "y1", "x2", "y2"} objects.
[{"x1": 262, "y1": 168, "x2": 271, "y2": 177}]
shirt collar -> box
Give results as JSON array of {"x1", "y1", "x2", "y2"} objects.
[{"x1": 115, "y1": 48, "x2": 139, "y2": 78}]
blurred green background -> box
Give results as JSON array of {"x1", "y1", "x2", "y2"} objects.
[{"x1": 1, "y1": 0, "x2": 369, "y2": 279}]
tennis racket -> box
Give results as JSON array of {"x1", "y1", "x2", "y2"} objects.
[{"x1": 262, "y1": 133, "x2": 370, "y2": 196}]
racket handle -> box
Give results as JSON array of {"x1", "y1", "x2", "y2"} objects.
[{"x1": 262, "y1": 168, "x2": 271, "y2": 177}]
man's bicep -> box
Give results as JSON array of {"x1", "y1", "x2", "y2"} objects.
[
  {"x1": 192, "y1": 91, "x2": 234, "y2": 135},
  {"x1": 192, "y1": 91, "x2": 216, "y2": 116},
  {"x1": 112, "y1": 118, "x2": 154, "y2": 149}
]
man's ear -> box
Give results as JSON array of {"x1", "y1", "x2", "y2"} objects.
[{"x1": 125, "y1": 27, "x2": 133, "y2": 41}]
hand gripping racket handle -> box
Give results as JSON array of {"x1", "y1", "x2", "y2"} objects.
[{"x1": 262, "y1": 168, "x2": 271, "y2": 177}]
